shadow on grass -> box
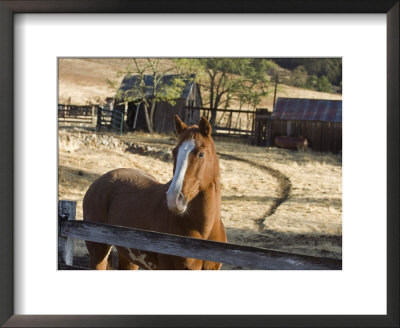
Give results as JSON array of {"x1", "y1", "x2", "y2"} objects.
[
  {"x1": 225, "y1": 226, "x2": 342, "y2": 259},
  {"x1": 58, "y1": 165, "x2": 102, "y2": 185},
  {"x1": 222, "y1": 195, "x2": 342, "y2": 209}
]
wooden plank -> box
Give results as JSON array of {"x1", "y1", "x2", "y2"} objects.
[
  {"x1": 266, "y1": 118, "x2": 272, "y2": 146},
  {"x1": 309, "y1": 121, "x2": 316, "y2": 147},
  {"x1": 96, "y1": 107, "x2": 102, "y2": 128},
  {"x1": 321, "y1": 122, "x2": 326, "y2": 151},
  {"x1": 255, "y1": 114, "x2": 271, "y2": 119},
  {"x1": 58, "y1": 201, "x2": 76, "y2": 266},
  {"x1": 327, "y1": 122, "x2": 333, "y2": 153},
  {"x1": 333, "y1": 122, "x2": 338, "y2": 153},
  {"x1": 60, "y1": 220, "x2": 342, "y2": 270},
  {"x1": 91, "y1": 105, "x2": 96, "y2": 125},
  {"x1": 58, "y1": 104, "x2": 96, "y2": 117},
  {"x1": 58, "y1": 263, "x2": 89, "y2": 270},
  {"x1": 58, "y1": 118, "x2": 93, "y2": 124},
  {"x1": 315, "y1": 121, "x2": 321, "y2": 151},
  {"x1": 188, "y1": 106, "x2": 255, "y2": 114},
  {"x1": 214, "y1": 126, "x2": 252, "y2": 134}
]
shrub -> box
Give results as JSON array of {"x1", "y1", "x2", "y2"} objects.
[{"x1": 317, "y1": 76, "x2": 332, "y2": 92}]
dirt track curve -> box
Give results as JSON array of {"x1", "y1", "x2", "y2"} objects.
[{"x1": 217, "y1": 153, "x2": 292, "y2": 230}]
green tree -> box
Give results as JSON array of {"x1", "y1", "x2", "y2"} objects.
[
  {"x1": 316, "y1": 75, "x2": 332, "y2": 92},
  {"x1": 175, "y1": 58, "x2": 272, "y2": 126},
  {"x1": 273, "y1": 58, "x2": 342, "y2": 88},
  {"x1": 292, "y1": 65, "x2": 308, "y2": 87},
  {"x1": 306, "y1": 75, "x2": 318, "y2": 89},
  {"x1": 108, "y1": 59, "x2": 188, "y2": 134}
]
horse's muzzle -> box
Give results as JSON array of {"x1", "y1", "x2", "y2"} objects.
[{"x1": 166, "y1": 191, "x2": 188, "y2": 213}]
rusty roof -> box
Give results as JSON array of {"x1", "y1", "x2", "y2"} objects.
[{"x1": 272, "y1": 98, "x2": 342, "y2": 122}]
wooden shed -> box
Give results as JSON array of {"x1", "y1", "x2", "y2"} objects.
[
  {"x1": 271, "y1": 97, "x2": 342, "y2": 153},
  {"x1": 114, "y1": 74, "x2": 202, "y2": 134}
]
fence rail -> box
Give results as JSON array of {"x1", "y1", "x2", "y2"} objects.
[
  {"x1": 187, "y1": 106, "x2": 256, "y2": 137},
  {"x1": 96, "y1": 108, "x2": 124, "y2": 135},
  {"x1": 58, "y1": 200, "x2": 342, "y2": 270},
  {"x1": 58, "y1": 104, "x2": 98, "y2": 126},
  {"x1": 58, "y1": 104, "x2": 97, "y2": 117}
]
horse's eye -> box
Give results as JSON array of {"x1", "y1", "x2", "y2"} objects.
[{"x1": 198, "y1": 152, "x2": 205, "y2": 158}]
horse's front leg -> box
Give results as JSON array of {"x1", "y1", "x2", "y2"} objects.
[
  {"x1": 202, "y1": 261, "x2": 222, "y2": 270},
  {"x1": 183, "y1": 257, "x2": 203, "y2": 270},
  {"x1": 86, "y1": 241, "x2": 112, "y2": 270},
  {"x1": 116, "y1": 247, "x2": 156, "y2": 270},
  {"x1": 158, "y1": 255, "x2": 203, "y2": 270}
]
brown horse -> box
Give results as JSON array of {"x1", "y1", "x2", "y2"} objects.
[{"x1": 83, "y1": 115, "x2": 227, "y2": 270}]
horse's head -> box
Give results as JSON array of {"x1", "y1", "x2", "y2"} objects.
[{"x1": 166, "y1": 115, "x2": 218, "y2": 214}]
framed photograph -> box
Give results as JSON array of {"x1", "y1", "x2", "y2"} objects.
[{"x1": 1, "y1": 1, "x2": 398, "y2": 327}]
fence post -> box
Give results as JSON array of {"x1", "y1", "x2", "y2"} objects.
[
  {"x1": 120, "y1": 110, "x2": 124, "y2": 135},
  {"x1": 252, "y1": 111, "x2": 256, "y2": 144},
  {"x1": 58, "y1": 200, "x2": 76, "y2": 267},
  {"x1": 91, "y1": 105, "x2": 96, "y2": 126},
  {"x1": 97, "y1": 107, "x2": 102, "y2": 130}
]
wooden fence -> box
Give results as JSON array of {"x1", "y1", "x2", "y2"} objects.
[
  {"x1": 58, "y1": 104, "x2": 124, "y2": 134},
  {"x1": 58, "y1": 200, "x2": 342, "y2": 270},
  {"x1": 96, "y1": 108, "x2": 124, "y2": 135},
  {"x1": 187, "y1": 107, "x2": 255, "y2": 137},
  {"x1": 58, "y1": 104, "x2": 98, "y2": 126}
]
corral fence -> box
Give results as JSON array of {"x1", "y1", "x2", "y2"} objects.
[
  {"x1": 58, "y1": 200, "x2": 342, "y2": 270},
  {"x1": 186, "y1": 106, "x2": 275, "y2": 147},
  {"x1": 58, "y1": 104, "x2": 124, "y2": 134},
  {"x1": 58, "y1": 103, "x2": 341, "y2": 153},
  {"x1": 58, "y1": 104, "x2": 98, "y2": 126},
  {"x1": 96, "y1": 107, "x2": 124, "y2": 135},
  {"x1": 186, "y1": 106, "x2": 256, "y2": 138}
]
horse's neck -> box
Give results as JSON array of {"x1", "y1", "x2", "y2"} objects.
[{"x1": 189, "y1": 176, "x2": 221, "y2": 238}]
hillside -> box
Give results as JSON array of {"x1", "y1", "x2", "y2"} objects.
[{"x1": 58, "y1": 58, "x2": 342, "y2": 108}]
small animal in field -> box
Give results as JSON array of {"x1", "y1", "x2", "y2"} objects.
[
  {"x1": 83, "y1": 115, "x2": 227, "y2": 270},
  {"x1": 274, "y1": 136, "x2": 309, "y2": 151}
]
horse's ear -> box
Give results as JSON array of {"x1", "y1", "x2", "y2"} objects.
[
  {"x1": 175, "y1": 115, "x2": 187, "y2": 135},
  {"x1": 199, "y1": 116, "x2": 212, "y2": 137}
]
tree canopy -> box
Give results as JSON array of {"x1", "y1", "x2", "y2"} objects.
[
  {"x1": 175, "y1": 58, "x2": 275, "y2": 126},
  {"x1": 273, "y1": 58, "x2": 342, "y2": 87}
]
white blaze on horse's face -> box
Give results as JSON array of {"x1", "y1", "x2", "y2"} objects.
[{"x1": 166, "y1": 139, "x2": 195, "y2": 213}]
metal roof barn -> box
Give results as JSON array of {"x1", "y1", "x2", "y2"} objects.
[
  {"x1": 114, "y1": 74, "x2": 202, "y2": 133},
  {"x1": 272, "y1": 98, "x2": 342, "y2": 122},
  {"x1": 270, "y1": 97, "x2": 342, "y2": 153}
]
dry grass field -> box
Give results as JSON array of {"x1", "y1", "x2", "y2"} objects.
[{"x1": 58, "y1": 58, "x2": 342, "y2": 269}]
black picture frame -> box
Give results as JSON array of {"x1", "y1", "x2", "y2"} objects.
[{"x1": 0, "y1": 1, "x2": 398, "y2": 327}]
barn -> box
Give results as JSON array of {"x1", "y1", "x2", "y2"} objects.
[
  {"x1": 113, "y1": 74, "x2": 202, "y2": 134},
  {"x1": 271, "y1": 97, "x2": 342, "y2": 153}
]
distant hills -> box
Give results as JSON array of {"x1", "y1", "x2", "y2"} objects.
[{"x1": 270, "y1": 58, "x2": 342, "y2": 93}]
